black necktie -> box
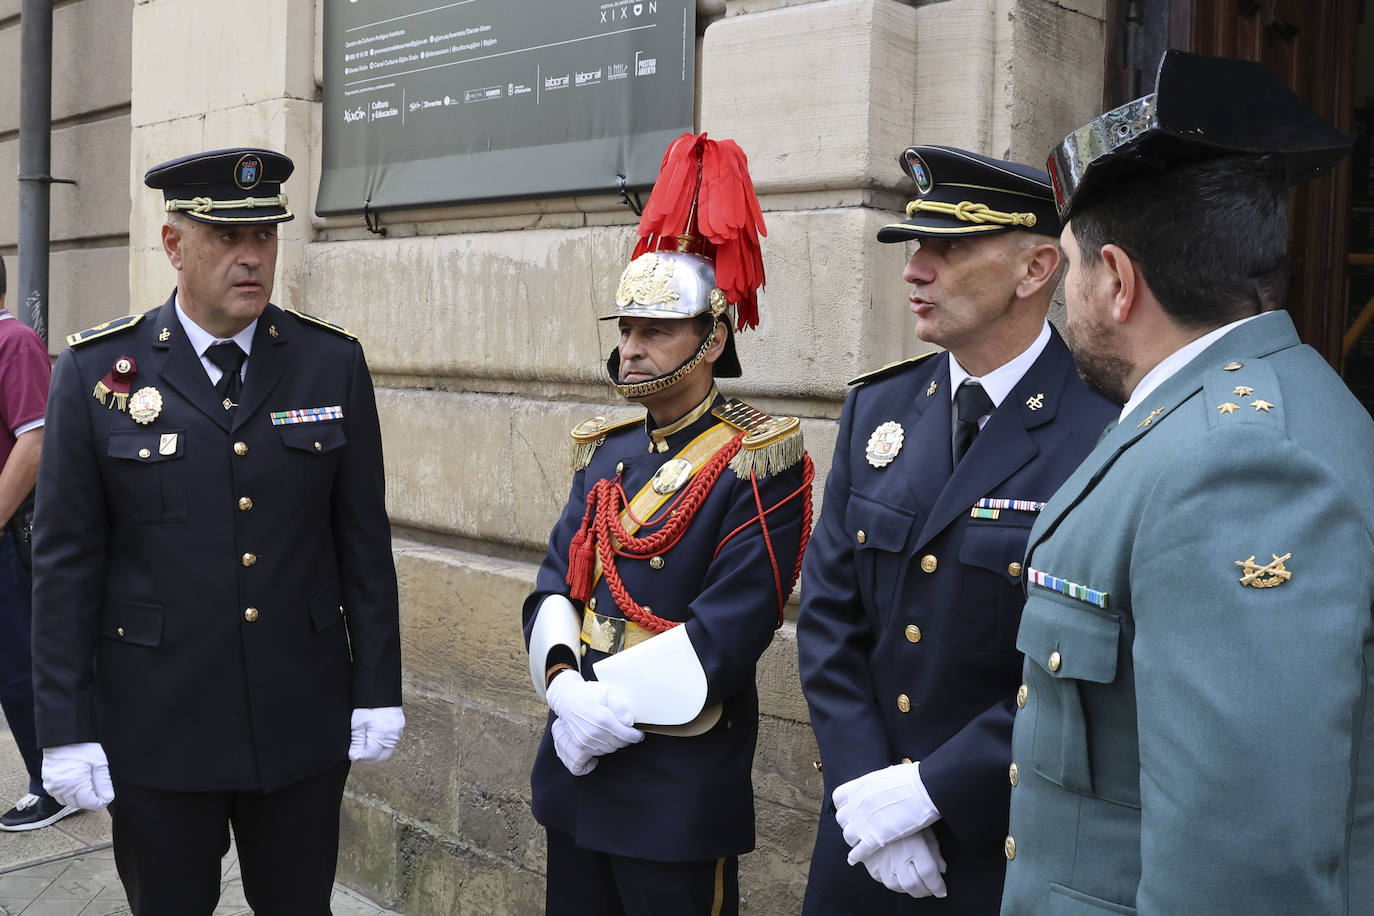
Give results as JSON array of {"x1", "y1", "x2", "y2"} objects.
[
  {"x1": 205, "y1": 341, "x2": 246, "y2": 415},
  {"x1": 952, "y1": 380, "x2": 994, "y2": 465}
]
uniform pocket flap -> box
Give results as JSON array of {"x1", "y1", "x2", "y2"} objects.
[
  {"x1": 279, "y1": 422, "x2": 346, "y2": 454},
  {"x1": 1048, "y1": 883, "x2": 1137, "y2": 915},
  {"x1": 100, "y1": 598, "x2": 164, "y2": 647},
  {"x1": 307, "y1": 581, "x2": 345, "y2": 632},
  {"x1": 959, "y1": 521, "x2": 1032, "y2": 583},
  {"x1": 1017, "y1": 591, "x2": 1121, "y2": 683},
  {"x1": 844, "y1": 489, "x2": 916, "y2": 553},
  {"x1": 107, "y1": 429, "x2": 184, "y2": 462}
]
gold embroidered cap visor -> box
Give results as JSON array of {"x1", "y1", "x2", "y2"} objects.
[
  {"x1": 602, "y1": 251, "x2": 742, "y2": 387},
  {"x1": 144, "y1": 147, "x2": 295, "y2": 225},
  {"x1": 876, "y1": 145, "x2": 1061, "y2": 243},
  {"x1": 1047, "y1": 50, "x2": 1352, "y2": 222}
]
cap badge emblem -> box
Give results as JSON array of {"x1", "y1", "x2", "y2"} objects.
[
  {"x1": 865, "y1": 420, "x2": 904, "y2": 468},
  {"x1": 1236, "y1": 553, "x2": 1292, "y2": 588},
  {"x1": 905, "y1": 150, "x2": 933, "y2": 195},
  {"x1": 235, "y1": 154, "x2": 263, "y2": 190}
]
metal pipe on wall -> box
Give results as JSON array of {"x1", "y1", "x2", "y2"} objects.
[{"x1": 17, "y1": 0, "x2": 54, "y2": 344}]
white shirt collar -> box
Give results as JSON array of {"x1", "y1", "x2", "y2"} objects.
[
  {"x1": 1119, "y1": 313, "x2": 1263, "y2": 420},
  {"x1": 0, "y1": 309, "x2": 11, "y2": 321},
  {"x1": 948, "y1": 320, "x2": 1052, "y2": 411},
  {"x1": 173, "y1": 293, "x2": 257, "y2": 382}
]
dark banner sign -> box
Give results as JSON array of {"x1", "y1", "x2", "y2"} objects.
[{"x1": 318, "y1": 0, "x2": 695, "y2": 215}]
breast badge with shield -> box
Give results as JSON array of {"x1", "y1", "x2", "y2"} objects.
[{"x1": 865, "y1": 420, "x2": 904, "y2": 468}]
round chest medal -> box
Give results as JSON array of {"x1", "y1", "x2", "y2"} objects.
[
  {"x1": 128, "y1": 387, "x2": 164, "y2": 425},
  {"x1": 865, "y1": 420, "x2": 905, "y2": 468}
]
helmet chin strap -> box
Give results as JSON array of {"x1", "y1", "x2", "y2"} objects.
[{"x1": 608, "y1": 316, "x2": 720, "y2": 400}]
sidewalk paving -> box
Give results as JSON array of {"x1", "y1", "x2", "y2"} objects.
[{"x1": 0, "y1": 717, "x2": 399, "y2": 915}]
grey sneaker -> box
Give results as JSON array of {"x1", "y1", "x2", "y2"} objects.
[{"x1": 0, "y1": 793, "x2": 78, "y2": 831}]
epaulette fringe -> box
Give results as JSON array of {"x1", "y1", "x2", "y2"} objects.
[
  {"x1": 714, "y1": 398, "x2": 804, "y2": 478},
  {"x1": 569, "y1": 415, "x2": 641, "y2": 472}
]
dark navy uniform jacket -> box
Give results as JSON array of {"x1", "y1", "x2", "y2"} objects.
[
  {"x1": 523, "y1": 392, "x2": 806, "y2": 862},
  {"x1": 798, "y1": 329, "x2": 1115, "y2": 914},
  {"x1": 31, "y1": 296, "x2": 401, "y2": 793}
]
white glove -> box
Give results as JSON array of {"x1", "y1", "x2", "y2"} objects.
[
  {"x1": 859, "y1": 828, "x2": 948, "y2": 898},
  {"x1": 42, "y1": 742, "x2": 114, "y2": 810},
  {"x1": 834, "y1": 761, "x2": 941, "y2": 863},
  {"x1": 551, "y1": 718, "x2": 598, "y2": 776},
  {"x1": 349, "y1": 707, "x2": 406, "y2": 763},
  {"x1": 545, "y1": 670, "x2": 644, "y2": 773}
]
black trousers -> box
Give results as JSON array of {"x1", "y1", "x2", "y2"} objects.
[
  {"x1": 110, "y1": 760, "x2": 350, "y2": 916},
  {"x1": 545, "y1": 828, "x2": 739, "y2": 916}
]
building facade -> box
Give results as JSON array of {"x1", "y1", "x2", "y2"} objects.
[{"x1": 3, "y1": 0, "x2": 1110, "y2": 911}]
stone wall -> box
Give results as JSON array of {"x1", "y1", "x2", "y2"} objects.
[
  {"x1": 0, "y1": 0, "x2": 133, "y2": 347},
  {"x1": 48, "y1": 0, "x2": 1109, "y2": 912}
]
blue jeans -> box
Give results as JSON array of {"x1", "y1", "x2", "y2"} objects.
[{"x1": 0, "y1": 531, "x2": 44, "y2": 797}]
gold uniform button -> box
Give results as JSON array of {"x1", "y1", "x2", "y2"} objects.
[
  {"x1": 1223, "y1": 361, "x2": 1244, "y2": 371},
  {"x1": 138, "y1": 448, "x2": 151, "y2": 459},
  {"x1": 116, "y1": 627, "x2": 125, "y2": 638},
  {"x1": 1005, "y1": 836, "x2": 1017, "y2": 860},
  {"x1": 813, "y1": 760, "x2": 823, "y2": 773},
  {"x1": 900, "y1": 757, "x2": 912, "y2": 765},
  {"x1": 905, "y1": 624, "x2": 922, "y2": 643},
  {"x1": 921, "y1": 555, "x2": 938, "y2": 573},
  {"x1": 314, "y1": 441, "x2": 323, "y2": 452},
  {"x1": 1048, "y1": 650, "x2": 1062, "y2": 672},
  {"x1": 897, "y1": 694, "x2": 911, "y2": 713},
  {"x1": 238, "y1": 497, "x2": 253, "y2": 511},
  {"x1": 1008, "y1": 561, "x2": 1023, "y2": 577},
  {"x1": 615, "y1": 462, "x2": 625, "y2": 476},
  {"x1": 649, "y1": 556, "x2": 665, "y2": 570},
  {"x1": 1016, "y1": 684, "x2": 1028, "y2": 708},
  {"x1": 856, "y1": 529, "x2": 867, "y2": 545},
  {"x1": 580, "y1": 643, "x2": 588, "y2": 657},
  {"x1": 244, "y1": 607, "x2": 259, "y2": 622},
  {"x1": 242, "y1": 553, "x2": 257, "y2": 567},
  {"x1": 588, "y1": 597, "x2": 597, "y2": 611},
  {"x1": 1009, "y1": 762, "x2": 1019, "y2": 786},
  {"x1": 234, "y1": 441, "x2": 248, "y2": 456}
]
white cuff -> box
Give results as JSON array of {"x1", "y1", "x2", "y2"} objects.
[{"x1": 528, "y1": 594, "x2": 582, "y2": 700}]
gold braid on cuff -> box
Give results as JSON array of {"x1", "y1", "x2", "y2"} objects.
[
  {"x1": 166, "y1": 193, "x2": 290, "y2": 214},
  {"x1": 905, "y1": 198, "x2": 1037, "y2": 228},
  {"x1": 611, "y1": 315, "x2": 719, "y2": 400}
]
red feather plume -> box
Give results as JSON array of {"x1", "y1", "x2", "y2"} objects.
[{"x1": 632, "y1": 133, "x2": 767, "y2": 330}]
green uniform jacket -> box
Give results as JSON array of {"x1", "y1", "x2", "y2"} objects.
[{"x1": 1001, "y1": 311, "x2": 1374, "y2": 915}]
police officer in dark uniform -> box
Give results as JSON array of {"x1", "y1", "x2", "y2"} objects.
[
  {"x1": 798, "y1": 146, "x2": 1117, "y2": 914},
  {"x1": 522, "y1": 133, "x2": 811, "y2": 915},
  {"x1": 30, "y1": 148, "x2": 404, "y2": 915}
]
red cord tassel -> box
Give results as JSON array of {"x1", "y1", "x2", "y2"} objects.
[{"x1": 565, "y1": 493, "x2": 598, "y2": 603}]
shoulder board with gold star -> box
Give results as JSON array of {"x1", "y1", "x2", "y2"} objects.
[
  {"x1": 847, "y1": 350, "x2": 938, "y2": 387},
  {"x1": 286, "y1": 308, "x2": 357, "y2": 340},
  {"x1": 570, "y1": 414, "x2": 642, "y2": 472},
  {"x1": 714, "y1": 398, "x2": 804, "y2": 478},
  {"x1": 65, "y1": 314, "x2": 143, "y2": 348},
  {"x1": 1203, "y1": 359, "x2": 1283, "y2": 430}
]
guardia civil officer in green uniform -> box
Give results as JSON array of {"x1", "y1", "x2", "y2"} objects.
[
  {"x1": 30, "y1": 149, "x2": 404, "y2": 915},
  {"x1": 1000, "y1": 51, "x2": 1374, "y2": 914}
]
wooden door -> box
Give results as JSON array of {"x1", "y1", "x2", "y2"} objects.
[{"x1": 1168, "y1": 0, "x2": 1357, "y2": 365}]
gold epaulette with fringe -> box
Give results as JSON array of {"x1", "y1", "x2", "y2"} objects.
[
  {"x1": 847, "y1": 350, "x2": 939, "y2": 387},
  {"x1": 286, "y1": 308, "x2": 357, "y2": 339},
  {"x1": 714, "y1": 398, "x2": 804, "y2": 479},
  {"x1": 570, "y1": 414, "x2": 642, "y2": 472},
  {"x1": 66, "y1": 314, "x2": 143, "y2": 348}
]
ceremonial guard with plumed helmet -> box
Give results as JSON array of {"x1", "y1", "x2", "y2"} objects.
[{"x1": 522, "y1": 133, "x2": 812, "y2": 916}]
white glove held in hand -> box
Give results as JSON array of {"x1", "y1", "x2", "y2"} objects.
[
  {"x1": 834, "y1": 761, "x2": 941, "y2": 863},
  {"x1": 545, "y1": 670, "x2": 644, "y2": 775},
  {"x1": 42, "y1": 742, "x2": 114, "y2": 810},
  {"x1": 860, "y1": 828, "x2": 948, "y2": 899},
  {"x1": 349, "y1": 707, "x2": 406, "y2": 763}
]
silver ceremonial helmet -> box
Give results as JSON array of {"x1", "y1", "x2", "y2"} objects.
[{"x1": 601, "y1": 249, "x2": 742, "y2": 399}]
